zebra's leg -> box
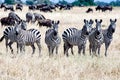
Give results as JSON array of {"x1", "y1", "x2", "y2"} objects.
[
  {"x1": 8, "y1": 41, "x2": 14, "y2": 54},
  {"x1": 105, "y1": 42, "x2": 110, "y2": 57},
  {"x1": 78, "y1": 45, "x2": 82, "y2": 55},
  {"x1": 64, "y1": 43, "x2": 70, "y2": 57},
  {"x1": 98, "y1": 45, "x2": 101, "y2": 56},
  {"x1": 71, "y1": 46, "x2": 74, "y2": 55},
  {"x1": 82, "y1": 45, "x2": 86, "y2": 55},
  {"x1": 31, "y1": 45, "x2": 35, "y2": 56},
  {"x1": 89, "y1": 43, "x2": 92, "y2": 56},
  {"x1": 56, "y1": 46, "x2": 58, "y2": 54},
  {"x1": 36, "y1": 42, "x2": 41, "y2": 57},
  {"x1": 5, "y1": 39, "x2": 8, "y2": 52},
  {"x1": 17, "y1": 43, "x2": 20, "y2": 54}
]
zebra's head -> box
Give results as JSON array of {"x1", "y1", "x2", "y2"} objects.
[
  {"x1": 95, "y1": 19, "x2": 102, "y2": 35},
  {"x1": 52, "y1": 20, "x2": 60, "y2": 36},
  {"x1": 20, "y1": 20, "x2": 27, "y2": 30},
  {"x1": 108, "y1": 19, "x2": 117, "y2": 33},
  {"x1": 82, "y1": 19, "x2": 93, "y2": 36}
]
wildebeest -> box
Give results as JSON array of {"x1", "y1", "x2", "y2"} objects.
[
  {"x1": 4, "y1": 5, "x2": 14, "y2": 11},
  {"x1": 26, "y1": 12, "x2": 35, "y2": 23},
  {"x1": 96, "y1": 5, "x2": 112, "y2": 12},
  {"x1": 40, "y1": 6, "x2": 52, "y2": 12},
  {"x1": 86, "y1": 8, "x2": 93, "y2": 13},
  {"x1": 37, "y1": 19, "x2": 54, "y2": 28},
  {"x1": 8, "y1": 12, "x2": 21, "y2": 23},
  {"x1": 28, "y1": 5, "x2": 36, "y2": 10},
  {"x1": 33, "y1": 13, "x2": 46, "y2": 23},
  {"x1": 0, "y1": 17, "x2": 15, "y2": 26},
  {"x1": 0, "y1": 3, "x2": 6, "y2": 9},
  {"x1": 16, "y1": 3, "x2": 23, "y2": 11}
]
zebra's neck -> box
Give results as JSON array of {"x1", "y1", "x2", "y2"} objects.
[
  {"x1": 107, "y1": 30, "x2": 113, "y2": 39},
  {"x1": 80, "y1": 32, "x2": 87, "y2": 40}
]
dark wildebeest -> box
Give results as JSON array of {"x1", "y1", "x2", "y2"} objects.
[
  {"x1": 37, "y1": 19, "x2": 53, "y2": 28},
  {"x1": 96, "y1": 5, "x2": 112, "y2": 12},
  {"x1": 40, "y1": 6, "x2": 52, "y2": 12},
  {"x1": 33, "y1": 13, "x2": 46, "y2": 23},
  {"x1": 36, "y1": 3, "x2": 48, "y2": 10},
  {"x1": 86, "y1": 8, "x2": 93, "y2": 13},
  {"x1": 0, "y1": 3, "x2": 6, "y2": 9},
  {"x1": 8, "y1": 12, "x2": 21, "y2": 23},
  {"x1": 26, "y1": 12, "x2": 35, "y2": 23},
  {"x1": 0, "y1": 17, "x2": 15, "y2": 26},
  {"x1": 4, "y1": 5, "x2": 14, "y2": 11},
  {"x1": 16, "y1": 3, "x2": 23, "y2": 11},
  {"x1": 102, "y1": 5, "x2": 112, "y2": 12},
  {"x1": 28, "y1": 5, "x2": 36, "y2": 11}
]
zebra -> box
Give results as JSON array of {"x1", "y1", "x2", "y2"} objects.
[
  {"x1": 89, "y1": 19, "x2": 104, "y2": 56},
  {"x1": 102, "y1": 19, "x2": 117, "y2": 56},
  {"x1": 45, "y1": 21, "x2": 61, "y2": 56},
  {"x1": 14, "y1": 24, "x2": 41, "y2": 56},
  {"x1": 62, "y1": 19, "x2": 94, "y2": 56},
  {"x1": 0, "y1": 20, "x2": 27, "y2": 53}
]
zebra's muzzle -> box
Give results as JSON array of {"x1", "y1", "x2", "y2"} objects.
[
  {"x1": 86, "y1": 32, "x2": 89, "y2": 35},
  {"x1": 112, "y1": 29, "x2": 115, "y2": 33}
]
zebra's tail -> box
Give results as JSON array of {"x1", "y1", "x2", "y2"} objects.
[{"x1": 0, "y1": 35, "x2": 5, "y2": 42}]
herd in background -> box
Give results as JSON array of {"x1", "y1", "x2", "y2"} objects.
[
  {"x1": 0, "y1": 3, "x2": 73, "y2": 12},
  {"x1": 0, "y1": 4, "x2": 116, "y2": 57},
  {"x1": 0, "y1": 3, "x2": 113, "y2": 13}
]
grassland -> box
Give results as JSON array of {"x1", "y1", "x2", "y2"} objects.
[{"x1": 0, "y1": 6, "x2": 120, "y2": 80}]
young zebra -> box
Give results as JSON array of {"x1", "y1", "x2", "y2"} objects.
[
  {"x1": 62, "y1": 19, "x2": 93, "y2": 56},
  {"x1": 89, "y1": 19, "x2": 103, "y2": 56},
  {"x1": 14, "y1": 25, "x2": 41, "y2": 56},
  {"x1": 0, "y1": 20, "x2": 27, "y2": 53},
  {"x1": 45, "y1": 21, "x2": 61, "y2": 56},
  {"x1": 102, "y1": 19, "x2": 117, "y2": 56}
]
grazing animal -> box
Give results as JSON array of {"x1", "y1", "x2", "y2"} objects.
[
  {"x1": 40, "y1": 6, "x2": 52, "y2": 12},
  {"x1": 86, "y1": 8, "x2": 93, "y2": 13},
  {"x1": 26, "y1": 12, "x2": 35, "y2": 23},
  {"x1": 62, "y1": 19, "x2": 93, "y2": 56},
  {"x1": 16, "y1": 3, "x2": 23, "y2": 11},
  {"x1": 4, "y1": 5, "x2": 14, "y2": 11},
  {"x1": 0, "y1": 21, "x2": 27, "y2": 53},
  {"x1": 0, "y1": 17, "x2": 15, "y2": 26},
  {"x1": 89, "y1": 19, "x2": 103, "y2": 56},
  {"x1": 96, "y1": 5, "x2": 112, "y2": 12},
  {"x1": 38, "y1": 19, "x2": 53, "y2": 28},
  {"x1": 14, "y1": 25, "x2": 41, "y2": 56},
  {"x1": 8, "y1": 12, "x2": 21, "y2": 23},
  {"x1": 33, "y1": 13, "x2": 46, "y2": 23},
  {"x1": 102, "y1": 19, "x2": 117, "y2": 56},
  {"x1": 45, "y1": 21, "x2": 61, "y2": 56},
  {"x1": 28, "y1": 5, "x2": 36, "y2": 10}
]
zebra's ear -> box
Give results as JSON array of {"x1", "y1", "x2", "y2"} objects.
[
  {"x1": 110, "y1": 19, "x2": 112, "y2": 23},
  {"x1": 114, "y1": 19, "x2": 117, "y2": 23},
  {"x1": 100, "y1": 19, "x2": 102, "y2": 23},
  {"x1": 84, "y1": 19, "x2": 87, "y2": 24},
  {"x1": 57, "y1": 20, "x2": 60, "y2": 24},
  {"x1": 52, "y1": 21, "x2": 54, "y2": 24},
  {"x1": 95, "y1": 19, "x2": 97, "y2": 23}
]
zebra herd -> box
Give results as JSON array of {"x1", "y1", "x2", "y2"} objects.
[{"x1": 0, "y1": 14, "x2": 117, "y2": 57}]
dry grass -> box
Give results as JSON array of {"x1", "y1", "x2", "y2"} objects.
[{"x1": 0, "y1": 6, "x2": 120, "y2": 80}]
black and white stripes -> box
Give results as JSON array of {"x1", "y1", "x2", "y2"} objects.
[
  {"x1": 62, "y1": 19, "x2": 94, "y2": 56},
  {"x1": 45, "y1": 21, "x2": 61, "y2": 56}
]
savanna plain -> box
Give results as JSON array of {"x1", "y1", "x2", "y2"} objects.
[{"x1": 0, "y1": 6, "x2": 120, "y2": 80}]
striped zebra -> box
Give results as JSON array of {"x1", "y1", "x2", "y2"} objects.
[
  {"x1": 62, "y1": 19, "x2": 93, "y2": 56},
  {"x1": 0, "y1": 20, "x2": 27, "y2": 53},
  {"x1": 45, "y1": 21, "x2": 61, "y2": 56},
  {"x1": 102, "y1": 19, "x2": 117, "y2": 56},
  {"x1": 89, "y1": 19, "x2": 103, "y2": 56},
  {"x1": 14, "y1": 25, "x2": 41, "y2": 56}
]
